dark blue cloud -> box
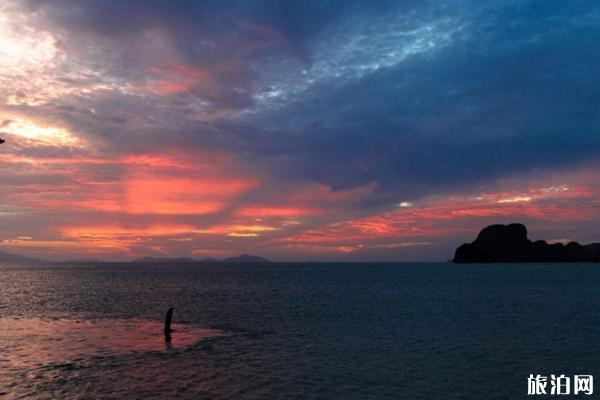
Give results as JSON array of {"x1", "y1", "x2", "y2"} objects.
[{"x1": 208, "y1": 0, "x2": 600, "y2": 202}]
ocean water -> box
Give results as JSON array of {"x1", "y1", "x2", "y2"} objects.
[{"x1": 0, "y1": 262, "x2": 599, "y2": 399}]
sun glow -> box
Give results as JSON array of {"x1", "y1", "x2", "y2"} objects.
[
  {"x1": 1, "y1": 119, "x2": 81, "y2": 147},
  {"x1": 0, "y1": 13, "x2": 57, "y2": 69}
]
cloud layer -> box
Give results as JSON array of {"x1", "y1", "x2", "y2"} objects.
[{"x1": 1, "y1": 0, "x2": 599, "y2": 260}]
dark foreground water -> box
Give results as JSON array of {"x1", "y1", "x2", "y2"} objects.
[{"x1": 0, "y1": 262, "x2": 599, "y2": 399}]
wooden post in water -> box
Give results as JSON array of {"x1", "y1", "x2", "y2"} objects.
[{"x1": 164, "y1": 307, "x2": 174, "y2": 342}]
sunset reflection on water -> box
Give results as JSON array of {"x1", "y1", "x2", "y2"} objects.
[{"x1": 0, "y1": 317, "x2": 224, "y2": 369}]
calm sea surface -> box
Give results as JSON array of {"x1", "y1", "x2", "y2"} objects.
[{"x1": 0, "y1": 262, "x2": 599, "y2": 399}]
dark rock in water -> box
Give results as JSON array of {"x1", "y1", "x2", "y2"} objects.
[
  {"x1": 584, "y1": 243, "x2": 600, "y2": 262},
  {"x1": 453, "y1": 223, "x2": 598, "y2": 263}
]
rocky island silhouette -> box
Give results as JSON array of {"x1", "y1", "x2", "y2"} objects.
[{"x1": 454, "y1": 223, "x2": 599, "y2": 263}]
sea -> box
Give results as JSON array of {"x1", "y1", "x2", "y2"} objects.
[{"x1": 0, "y1": 262, "x2": 598, "y2": 399}]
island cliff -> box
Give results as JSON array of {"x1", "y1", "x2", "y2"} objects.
[{"x1": 453, "y1": 223, "x2": 599, "y2": 263}]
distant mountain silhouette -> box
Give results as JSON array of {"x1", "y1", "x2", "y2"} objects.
[
  {"x1": 132, "y1": 254, "x2": 271, "y2": 263},
  {"x1": 454, "y1": 223, "x2": 600, "y2": 263},
  {"x1": 0, "y1": 250, "x2": 45, "y2": 264},
  {"x1": 133, "y1": 257, "x2": 198, "y2": 263},
  {"x1": 64, "y1": 258, "x2": 108, "y2": 263},
  {"x1": 221, "y1": 254, "x2": 271, "y2": 263},
  {"x1": 0, "y1": 250, "x2": 271, "y2": 264},
  {"x1": 197, "y1": 258, "x2": 220, "y2": 263}
]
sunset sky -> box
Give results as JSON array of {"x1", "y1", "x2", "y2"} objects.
[{"x1": 0, "y1": 0, "x2": 599, "y2": 261}]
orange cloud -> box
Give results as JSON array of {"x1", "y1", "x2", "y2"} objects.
[
  {"x1": 197, "y1": 224, "x2": 276, "y2": 236},
  {"x1": 3, "y1": 150, "x2": 258, "y2": 216},
  {"x1": 61, "y1": 224, "x2": 197, "y2": 238},
  {"x1": 235, "y1": 206, "x2": 319, "y2": 218},
  {"x1": 122, "y1": 177, "x2": 254, "y2": 215}
]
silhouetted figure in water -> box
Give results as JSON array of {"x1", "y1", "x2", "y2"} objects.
[
  {"x1": 0, "y1": 138, "x2": 5, "y2": 144},
  {"x1": 164, "y1": 308, "x2": 174, "y2": 342}
]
